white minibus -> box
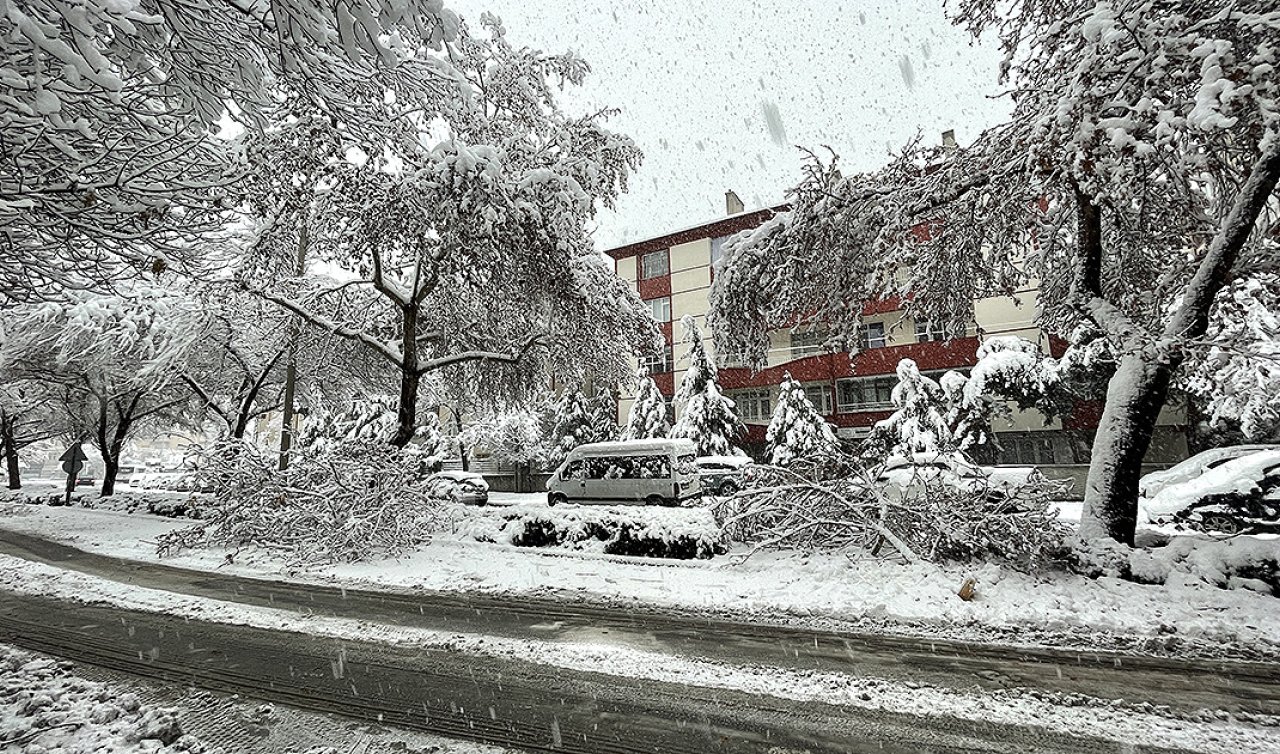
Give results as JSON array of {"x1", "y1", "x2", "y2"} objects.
[{"x1": 546, "y1": 439, "x2": 701, "y2": 506}]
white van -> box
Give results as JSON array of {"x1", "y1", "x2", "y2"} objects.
[{"x1": 546, "y1": 439, "x2": 701, "y2": 506}]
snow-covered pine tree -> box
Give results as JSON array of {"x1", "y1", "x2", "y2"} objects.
[
  {"x1": 623, "y1": 371, "x2": 671, "y2": 440},
  {"x1": 588, "y1": 389, "x2": 619, "y2": 444},
  {"x1": 548, "y1": 386, "x2": 598, "y2": 466},
  {"x1": 872, "y1": 359, "x2": 953, "y2": 457},
  {"x1": 765, "y1": 372, "x2": 840, "y2": 465},
  {"x1": 939, "y1": 371, "x2": 998, "y2": 465},
  {"x1": 670, "y1": 316, "x2": 744, "y2": 456}
]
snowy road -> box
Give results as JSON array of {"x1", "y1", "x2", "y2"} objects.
[{"x1": 1, "y1": 527, "x2": 1277, "y2": 740}]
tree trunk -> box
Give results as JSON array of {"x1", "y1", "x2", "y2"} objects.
[
  {"x1": 278, "y1": 220, "x2": 309, "y2": 469},
  {"x1": 391, "y1": 303, "x2": 421, "y2": 448},
  {"x1": 100, "y1": 451, "x2": 119, "y2": 497},
  {"x1": 1079, "y1": 354, "x2": 1175, "y2": 545},
  {"x1": 3, "y1": 446, "x2": 19, "y2": 490},
  {"x1": 0, "y1": 418, "x2": 18, "y2": 490}
]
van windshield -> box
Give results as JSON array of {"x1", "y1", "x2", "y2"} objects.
[{"x1": 676, "y1": 454, "x2": 697, "y2": 476}]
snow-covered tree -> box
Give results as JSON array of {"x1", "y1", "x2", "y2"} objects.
[
  {"x1": 623, "y1": 371, "x2": 672, "y2": 440},
  {"x1": 461, "y1": 408, "x2": 548, "y2": 468},
  {"x1": 1, "y1": 289, "x2": 200, "y2": 495},
  {"x1": 547, "y1": 386, "x2": 601, "y2": 466},
  {"x1": 1183, "y1": 275, "x2": 1280, "y2": 442},
  {"x1": 711, "y1": 2, "x2": 1280, "y2": 545},
  {"x1": 670, "y1": 316, "x2": 743, "y2": 456},
  {"x1": 253, "y1": 18, "x2": 654, "y2": 447},
  {"x1": 0, "y1": 379, "x2": 65, "y2": 489},
  {"x1": 2, "y1": 0, "x2": 459, "y2": 301},
  {"x1": 939, "y1": 371, "x2": 998, "y2": 465},
  {"x1": 870, "y1": 360, "x2": 953, "y2": 457},
  {"x1": 765, "y1": 373, "x2": 840, "y2": 466}
]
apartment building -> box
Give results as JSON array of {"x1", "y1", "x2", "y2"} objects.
[{"x1": 606, "y1": 194, "x2": 1189, "y2": 488}]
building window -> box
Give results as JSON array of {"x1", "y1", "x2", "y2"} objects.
[
  {"x1": 858, "y1": 322, "x2": 886, "y2": 350},
  {"x1": 836, "y1": 375, "x2": 896, "y2": 412},
  {"x1": 1002, "y1": 434, "x2": 1057, "y2": 466},
  {"x1": 640, "y1": 344, "x2": 674, "y2": 375},
  {"x1": 915, "y1": 319, "x2": 962, "y2": 343},
  {"x1": 729, "y1": 388, "x2": 772, "y2": 422},
  {"x1": 646, "y1": 296, "x2": 671, "y2": 323},
  {"x1": 790, "y1": 328, "x2": 831, "y2": 359},
  {"x1": 710, "y1": 236, "x2": 727, "y2": 266},
  {"x1": 803, "y1": 384, "x2": 833, "y2": 415},
  {"x1": 640, "y1": 249, "x2": 669, "y2": 279}
]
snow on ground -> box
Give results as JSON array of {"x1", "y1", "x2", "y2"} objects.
[
  {"x1": 0, "y1": 643, "x2": 515, "y2": 754},
  {"x1": 2, "y1": 502, "x2": 1279, "y2": 658},
  {"x1": 0, "y1": 554, "x2": 1274, "y2": 754}
]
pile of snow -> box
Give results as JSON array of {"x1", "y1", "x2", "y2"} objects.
[
  {"x1": 1074, "y1": 534, "x2": 1280, "y2": 596},
  {"x1": 0, "y1": 645, "x2": 195, "y2": 751},
  {"x1": 0, "y1": 488, "x2": 202, "y2": 519},
  {"x1": 458, "y1": 502, "x2": 725, "y2": 560}
]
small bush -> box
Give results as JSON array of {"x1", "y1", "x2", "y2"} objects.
[{"x1": 466, "y1": 505, "x2": 725, "y2": 560}]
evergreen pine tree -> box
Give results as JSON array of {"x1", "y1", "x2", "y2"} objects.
[
  {"x1": 670, "y1": 316, "x2": 743, "y2": 456},
  {"x1": 939, "y1": 371, "x2": 999, "y2": 464},
  {"x1": 588, "y1": 389, "x2": 619, "y2": 443},
  {"x1": 548, "y1": 385, "x2": 607, "y2": 466},
  {"x1": 765, "y1": 372, "x2": 840, "y2": 465},
  {"x1": 623, "y1": 370, "x2": 671, "y2": 440},
  {"x1": 871, "y1": 359, "x2": 953, "y2": 457}
]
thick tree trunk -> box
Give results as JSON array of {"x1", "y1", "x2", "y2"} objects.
[
  {"x1": 391, "y1": 303, "x2": 421, "y2": 448},
  {"x1": 1079, "y1": 354, "x2": 1176, "y2": 545},
  {"x1": 100, "y1": 452, "x2": 119, "y2": 497},
  {"x1": 4, "y1": 447, "x2": 19, "y2": 490}
]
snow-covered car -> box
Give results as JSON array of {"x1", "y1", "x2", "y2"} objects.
[
  {"x1": 1138, "y1": 444, "x2": 1279, "y2": 500},
  {"x1": 425, "y1": 470, "x2": 490, "y2": 505},
  {"x1": 872, "y1": 452, "x2": 1042, "y2": 503},
  {"x1": 1142, "y1": 449, "x2": 1280, "y2": 535},
  {"x1": 694, "y1": 455, "x2": 755, "y2": 496}
]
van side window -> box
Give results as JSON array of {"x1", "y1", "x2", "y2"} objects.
[
  {"x1": 676, "y1": 454, "x2": 697, "y2": 475},
  {"x1": 562, "y1": 460, "x2": 584, "y2": 480},
  {"x1": 635, "y1": 455, "x2": 670, "y2": 478}
]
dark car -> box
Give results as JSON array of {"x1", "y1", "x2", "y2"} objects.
[
  {"x1": 694, "y1": 456, "x2": 754, "y2": 496},
  {"x1": 426, "y1": 471, "x2": 490, "y2": 505}
]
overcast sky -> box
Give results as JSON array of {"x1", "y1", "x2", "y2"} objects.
[{"x1": 447, "y1": 0, "x2": 1013, "y2": 249}]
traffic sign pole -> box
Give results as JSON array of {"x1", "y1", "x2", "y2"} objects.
[{"x1": 58, "y1": 444, "x2": 88, "y2": 505}]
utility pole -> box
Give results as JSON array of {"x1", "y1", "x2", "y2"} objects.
[{"x1": 278, "y1": 220, "x2": 309, "y2": 470}]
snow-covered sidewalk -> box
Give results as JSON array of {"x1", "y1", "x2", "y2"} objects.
[{"x1": 2, "y1": 502, "x2": 1278, "y2": 659}]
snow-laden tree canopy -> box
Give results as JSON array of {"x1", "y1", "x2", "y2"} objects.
[
  {"x1": 670, "y1": 316, "x2": 743, "y2": 457},
  {"x1": 1, "y1": 0, "x2": 460, "y2": 300},
  {"x1": 0, "y1": 287, "x2": 201, "y2": 494},
  {"x1": 248, "y1": 16, "x2": 655, "y2": 446},
  {"x1": 710, "y1": 1, "x2": 1280, "y2": 545},
  {"x1": 623, "y1": 370, "x2": 672, "y2": 441},
  {"x1": 765, "y1": 372, "x2": 840, "y2": 466}
]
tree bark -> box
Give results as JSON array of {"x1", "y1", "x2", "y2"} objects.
[
  {"x1": 1079, "y1": 354, "x2": 1175, "y2": 545},
  {"x1": 391, "y1": 304, "x2": 421, "y2": 448},
  {"x1": 278, "y1": 219, "x2": 309, "y2": 469},
  {"x1": 1, "y1": 423, "x2": 19, "y2": 490}
]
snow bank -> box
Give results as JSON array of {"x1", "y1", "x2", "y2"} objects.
[
  {"x1": 0, "y1": 645, "x2": 195, "y2": 751},
  {"x1": 0, "y1": 488, "x2": 202, "y2": 519},
  {"x1": 457, "y1": 502, "x2": 725, "y2": 559}
]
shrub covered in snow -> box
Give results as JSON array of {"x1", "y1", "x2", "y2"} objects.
[
  {"x1": 0, "y1": 489, "x2": 203, "y2": 519},
  {"x1": 717, "y1": 463, "x2": 1069, "y2": 571},
  {"x1": 1072, "y1": 535, "x2": 1280, "y2": 596},
  {"x1": 156, "y1": 439, "x2": 442, "y2": 565},
  {"x1": 461, "y1": 503, "x2": 725, "y2": 560}
]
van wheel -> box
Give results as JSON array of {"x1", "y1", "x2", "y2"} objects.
[
  {"x1": 645, "y1": 494, "x2": 667, "y2": 507},
  {"x1": 548, "y1": 492, "x2": 567, "y2": 507},
  {"x1": 719, "y1": 481, "x2": 738, "y2": 495}
]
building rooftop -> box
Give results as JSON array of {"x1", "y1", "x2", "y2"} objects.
[{"x1": 603, "y1": 204, "x2": 787, "y2": 260}]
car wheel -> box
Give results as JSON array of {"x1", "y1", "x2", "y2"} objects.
[
  {"x1": 548, "y1": 492, "x2": 567, "y2": 507},
  {"x1": 1200, "y1": 513, "x2": 1243, "y2": 535},
  {"x1": 645, "y1": 494, "x2": 667, "y2": 507},
  {"x1": 719, "y1": 481, "x2": 738, "y2": 495}
]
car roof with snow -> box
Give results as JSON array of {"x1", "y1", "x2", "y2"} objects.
[
  {"x1": 1141, "y1": 444, "x2": 1280, "y2": 491},
  {"x1": 1145, "y1": 448, "x2": 1280, "y2": 517},
  {"x1": 695, "y1": 455, "x2": 752, "y2": 468},
  {"x1": 569, "y1": 439, "x2": 697, "y2": 457},
  {"x1": 431, "y1": 470, "x2": 487, "y2": 483}
]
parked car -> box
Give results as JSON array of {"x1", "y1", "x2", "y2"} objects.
[
  {"x1": 872, "y1": 452, "x2": 1042, "y2": 503},
  {"x1": 694, "y1": 455, "x2": 755, "y2": 496},
  {"x1": 1142, "y1": 449, "x2": 1280, "y2": 535},
  {"x1": 546, "y1": 439, "x2": 701, "y2": 506},
  {"x1": 426, "y1": 470, "x2": 490, "y2": 505},
  {"x1": 1139, "y1": 444, "x2": 1280, "y2": 500}
]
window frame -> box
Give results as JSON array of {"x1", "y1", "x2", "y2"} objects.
[
  {"x1": 639, "y1": 249, "x2": 670, "y2": 280},
  {"x1": 645, "y1": 296, "x2": 672, "y2": 323},
  {"x1": 836, "y1": 375, "x2": 896, "y2": 413},
  {"x1": 858, "y1": 321, "x2": 887, "y2": 350}
]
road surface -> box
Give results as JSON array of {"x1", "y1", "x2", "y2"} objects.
[{"x1": 0, "y1": 529, "x2": 1276, "y2": 753}]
